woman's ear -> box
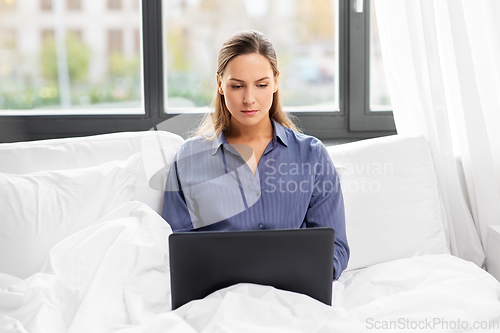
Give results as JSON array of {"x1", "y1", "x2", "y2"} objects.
[
  {"x1": 273, "y1": 73, "x2": 279, "y2": 93},
  {"x1": 216, "y1": 74, "x2": 224, "y2": 95}
]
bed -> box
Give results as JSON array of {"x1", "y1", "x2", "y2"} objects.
[{"x1": 0, "y1": 131, "x2": 499, "y2": 333}]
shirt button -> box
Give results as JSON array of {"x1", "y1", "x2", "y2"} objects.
[
  {"x1": 258, "y1": 223, "x2": 264, "y2": 229},
  {"x1": 256, "y1": 191, "x2": 260, "y2": 197}
]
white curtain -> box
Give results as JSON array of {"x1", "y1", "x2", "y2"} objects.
[{"x1": 374, "y1": 0, "x2": 500, "y2": 267}]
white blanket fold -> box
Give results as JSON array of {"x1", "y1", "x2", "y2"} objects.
[{"x1": 1, "y1": 202, "x2": 499, "y2": 333}]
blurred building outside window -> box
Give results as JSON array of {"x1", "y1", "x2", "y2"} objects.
[
  {"x1": 0, "y1": 0, "x2": 143, "y2": 114},
  {"x1": 108, "y1": 0, "x2": 122, "y2": 11},
  {"x1": 0, "y1": 0, "x2": 390, "y2": 118},
  {"x1": 162, "y1": 0, "x2": 341, "y2": 113}
]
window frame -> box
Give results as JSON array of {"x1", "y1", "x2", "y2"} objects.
[
  {"x1": 0, "y1": 0, "x2": 395, "y2": 143},
  {"x1": 348, "y1": 0, "x2": 395, "y2": 132}
]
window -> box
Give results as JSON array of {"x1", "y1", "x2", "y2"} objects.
[
  {"x1": 162, "y1": 0, "x2": 339, "y2": 112},
  {"x1": 134, "y1": 29, "x2": 140, "y2": 52},
  {"x1": 0, "y1": 29, "x2": 16, "y2": 50},
  {"x1": 108, "y1": 0, "x2": 122, "y2": 10},
  {"x1": 41, "y1": 29, "x2": 54, "y2": 41},
  {"x1": 160, "y1": 0, "x2": 395, "y2": 137},
  {"x1": 67, "y1": 29, "x2": 82, "y2": 41},
  {"x1": 0, "y1": 0, "x2": 143, "y2": 120},
  {"x1": 108, "y1": 29, "x2": 123, "y2": 53},
  {"x1": 41, "y1": 0, "x2": 81, "y2": 11},
  {"x1": 67, "y1": 0, "x2": 81, "y2": 11},
  {"x1": 0, "y1": 0, "x2": 395, "y2": 143},
  {"x1": 40, "y1": 0, "x2": 51, "y2": 11},
  {"x1": 0, "y1": 0, "x2": 16, "y2": 11},
  {"x1": 369, "y1": 0, "x2": 391, "y2": 111},
  {"x1": 347, "y1": 0, "x2": 395, "y2": 132}
]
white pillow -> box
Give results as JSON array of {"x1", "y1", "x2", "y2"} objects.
[
  {"x1": 0, "y1": 131, "x2": 185, "y2": 214},
  {"x1": 327, "y1": 135, "x2": 449, "y2": 271},
  {"x1": 0, "y1": 154, "x2": 141, "y2": 279}
]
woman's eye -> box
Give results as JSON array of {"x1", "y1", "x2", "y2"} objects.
[
  {"x1": 231, "y1": 85, "x2": 243, "y2": 89},
  {"x1": 257, "y1": 84, "x2": 268, "y2": 88}
]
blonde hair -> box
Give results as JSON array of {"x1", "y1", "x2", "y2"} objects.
[{"x1": 192, "y1": 30, "x2": 300, "y2": 139}]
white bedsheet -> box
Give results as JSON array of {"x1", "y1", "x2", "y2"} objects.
[{"x1": 1, "y1": 202, "x2": 499, "y2": 333}]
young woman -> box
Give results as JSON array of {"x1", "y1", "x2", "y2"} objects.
[{"x1": 162, "y1": 30, "x2": 349, "y2": 280}]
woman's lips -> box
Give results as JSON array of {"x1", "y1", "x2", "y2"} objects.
[{"x1": 241, "y1": 110, "x2": 258, "y2": 115}]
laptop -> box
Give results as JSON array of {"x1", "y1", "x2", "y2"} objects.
[{"x1": 169, "y1": 227, "x2": 335, "y2": 310}]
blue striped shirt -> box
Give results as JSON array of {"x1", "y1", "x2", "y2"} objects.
[{"x1": 162, "y1": 120, "x2": 349, "y2": 280}]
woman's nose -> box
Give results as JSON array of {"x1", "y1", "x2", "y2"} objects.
[{"x1": 243, "y1": 88, "x2": 256, "y2": 105}]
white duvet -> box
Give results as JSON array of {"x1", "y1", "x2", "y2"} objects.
[{"x1": 1, "y1": 202, "x2": 499, "y2": 333}]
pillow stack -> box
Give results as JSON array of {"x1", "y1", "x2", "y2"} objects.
[
  {"x1": 0, "y1": 155, "x2": 140, "y2": 278},
  {"x1": 327, "y1": 134, "x2": 450, "y2": 271},
  {"x1": 0, "y1": 131, "x2": 184, "y2": 279}
]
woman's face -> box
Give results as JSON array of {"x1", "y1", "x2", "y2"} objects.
[{"x1": 217, "y1": 53, "x2": 278, "y2": 130}]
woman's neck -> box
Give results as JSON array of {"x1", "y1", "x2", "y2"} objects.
[{"x1": 225, "y1": 117, "x2": 273, "y2": 142}]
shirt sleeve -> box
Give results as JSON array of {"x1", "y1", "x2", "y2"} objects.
[
  {"x1": 304, "y1": 141, "x2": 350, "y2": 280},
  {"x1": 162, "y1": 155, "x2": 194, "y2": 232}
]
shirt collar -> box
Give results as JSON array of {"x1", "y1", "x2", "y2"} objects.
[
  {"x1": 211, "y1": 118, "x2": 289, "y2": 155},
  {"x1": 273, "y1": 119, "x2": 289, "y2": 147},
  {"x1": 211, "y1": 130, "x2": 229, "y2": 155}
]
